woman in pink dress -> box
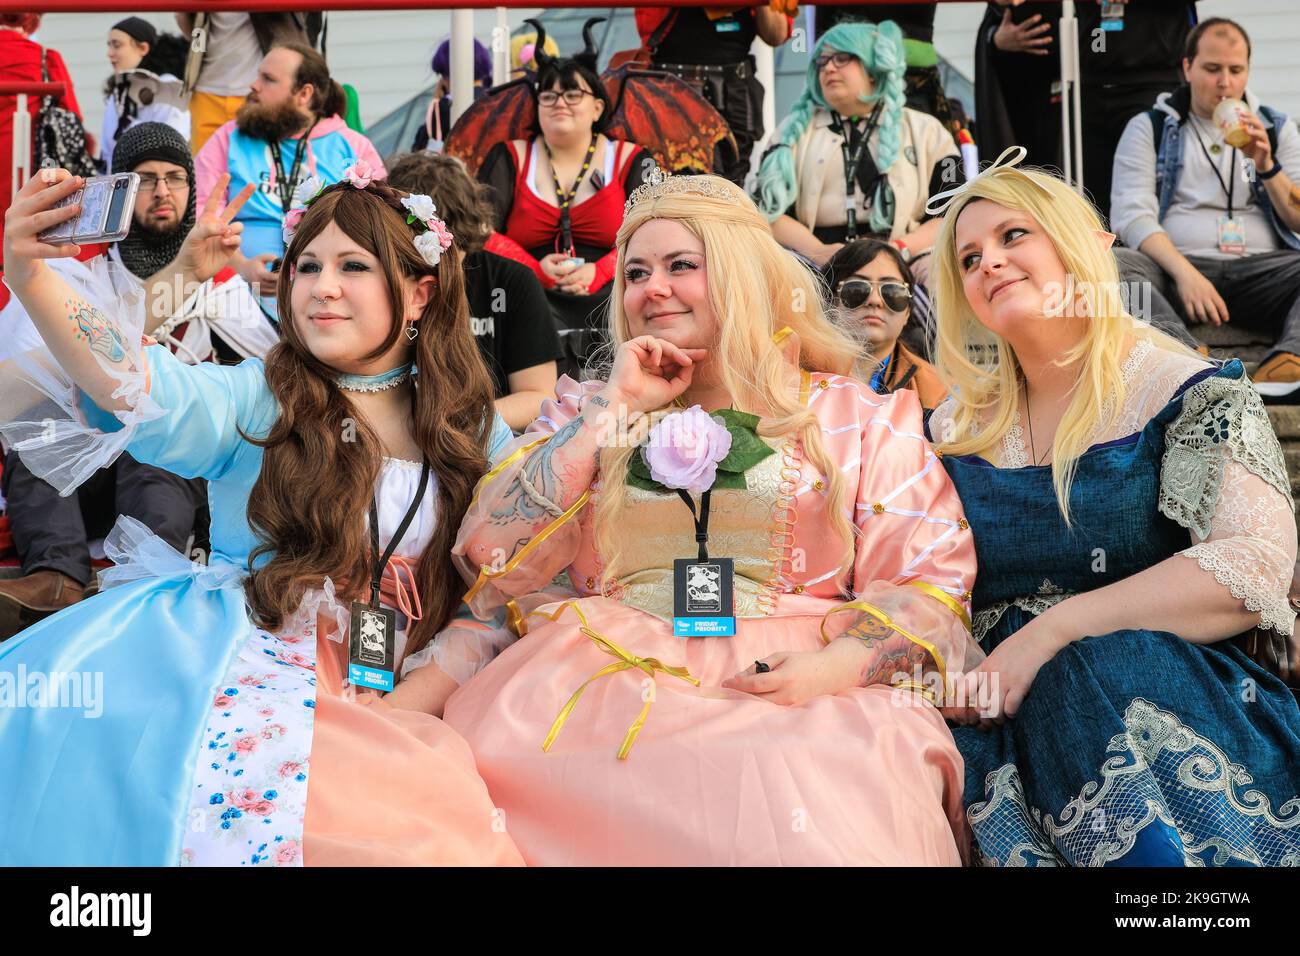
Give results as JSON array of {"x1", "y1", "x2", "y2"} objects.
[{"x1": 435, "y1": 174, "x2": 986, "y2": 865}]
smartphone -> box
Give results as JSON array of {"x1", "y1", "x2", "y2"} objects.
[{"x1": 38, "y1": 173, "x2": 141, "y2": 245}]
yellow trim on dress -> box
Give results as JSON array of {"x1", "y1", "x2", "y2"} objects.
[
  {"x1": 469, "y1": 436, "x2": 549, "y2": 509},
  {"x1": 534, "y1": 601, "x2": 700, "y2": 760},
  {"x1": 819, "y1": 598, "x2": 950, "y2": 700},
  {"x1": 463, "y1": 488, "x2": 592, "y2": 604},
  {"x1": 505, "y1": 600, "x2": 526, "y2": 638},
  {"x1": 906, "y1": 580, "x2": 973, "y2": 633}
]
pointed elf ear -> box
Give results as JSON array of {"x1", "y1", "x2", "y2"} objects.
[{"x1": 1095, "y1": 230, "x2": 1117, "y2": 251}]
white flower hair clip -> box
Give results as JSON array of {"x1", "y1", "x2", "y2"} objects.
[
  {"x1": 400, "y1": 194, "x2": 455, "y2": 268},
  {"x1": 924, "y1": 146, "x2": 1029, "y2": 217}
]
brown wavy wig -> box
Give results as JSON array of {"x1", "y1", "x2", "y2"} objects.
[{"x1": 243, "y1": 180, "x2": 496, "y2": 654}]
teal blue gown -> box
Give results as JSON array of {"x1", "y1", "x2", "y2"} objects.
[{"x1": 930, "y1": 359, "x2": 1300, "y2": 866}]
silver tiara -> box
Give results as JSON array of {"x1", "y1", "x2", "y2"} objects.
[{"x1": 623, "y1": 165, "x2": 740, "y2": 217}]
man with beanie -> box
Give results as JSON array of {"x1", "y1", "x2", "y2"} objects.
[
  {"x1": 194, "y1": 42, "x2": 386, "y2": 304},
  {"x1": 0, "y1": 122, "x2": 270, "y2": 637}
]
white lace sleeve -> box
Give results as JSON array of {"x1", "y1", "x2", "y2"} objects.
[
  {"x1": 0, "y1": 258, "x2": 161, "y2": 495},
  {"x1": 1160, "y1": 373, "x2": 1297, "y2": 634}
]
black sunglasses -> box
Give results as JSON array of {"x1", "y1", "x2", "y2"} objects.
[{"x1": 836, "y1": 277, "x2": 912, "y2": 313}]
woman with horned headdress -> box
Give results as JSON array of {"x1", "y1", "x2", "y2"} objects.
[
  {"x1": 476, "y1": 19, "x2": 654, "y2": 378},
  {"x1": 926, "y1": 150, "x2": 1300, "y2": 866},
  {"x1": 417, "y1": 173, "x2": 986, "y2": 866}
]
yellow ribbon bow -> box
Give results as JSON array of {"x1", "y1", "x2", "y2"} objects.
[{"x1": 543, "y1": 615, "x2": 700, "y2": 761}]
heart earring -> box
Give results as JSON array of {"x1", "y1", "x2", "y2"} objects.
[{"x1": 405, "y1": 324, "x2": 419, "y2": 341}]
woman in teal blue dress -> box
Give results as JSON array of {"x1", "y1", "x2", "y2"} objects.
[
  {"x1": 923, "y1": 151, "x2": 1300, "y2": 866},
  {"x1": 0, "y1": 168, "x2": 522, "y2": 865}
]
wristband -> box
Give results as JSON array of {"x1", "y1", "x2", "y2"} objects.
[
  {"x1": 1258, "y1": 160, "x2": 1284, "y2": 181},
  {"x1": 892, "y1": 239, "x2": 912, "y2": 262}
]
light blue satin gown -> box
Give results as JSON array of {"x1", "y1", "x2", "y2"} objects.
[{"x1": 0, "y1": 345, "x2": 510, "y2": 865}]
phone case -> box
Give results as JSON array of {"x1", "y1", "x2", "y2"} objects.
[{"x1": 38, "y1": 173, "x2": 141, "y2": 245}]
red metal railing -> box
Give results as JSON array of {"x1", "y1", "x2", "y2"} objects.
[{"x1": 0, "y1": 0, "x2": 969, "y2": 8}]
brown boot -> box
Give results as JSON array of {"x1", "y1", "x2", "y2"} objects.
[{"x1": 0, "y1": 570, "x2": 85, "y2": 640}]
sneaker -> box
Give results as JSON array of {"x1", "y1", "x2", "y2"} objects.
[{"x1": 1254, "y1": 352, "x2": 1300, "y2": 404}]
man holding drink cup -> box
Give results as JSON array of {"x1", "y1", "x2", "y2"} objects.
[{"x1": 1111, "y1": 17, "x2": 1300, "y2": 398}]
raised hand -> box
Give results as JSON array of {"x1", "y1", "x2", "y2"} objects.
[
  {"x1": 2, "y1": 168, "x2": 85, "y2": 287},
  {"x1": 173, "y1": 174, "x2": 255, "y2": 283},
  {"x1": 602, "y1": 335, "x2": 708, "y2": 414}
]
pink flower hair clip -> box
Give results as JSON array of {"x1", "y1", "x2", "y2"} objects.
[
  {"x1": 400, "y1": 194, "x2": 455, "y2": 267},
  {"x1": 344, "y1": 159, "x2": 377, "y2": 189}
]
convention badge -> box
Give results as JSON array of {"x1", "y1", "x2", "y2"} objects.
[
  {"x1": 1101, "y1": 2, "x2": 1126, "y2": 30},
  {"x1": 1217, "y1": 215, "x2": 1246, "y2": 254},
  {"x1": 673, "y1": 558, "x2": 736, "y2": 637},
  {"x1": 715, "y1": 16, "x2": 741, "y2": 32},
  {"x1": 349, "y1": 601, "x2": 397, "y2": 692}
]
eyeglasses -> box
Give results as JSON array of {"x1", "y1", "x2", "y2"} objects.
[
  {"x1": 538, "y1": 89, "x2": 594, "y2": 108},
  {"x1": 138, "y1": 173, "x2": 190, "y2": 193},
  {"x1": 836, "y1": 277, "x2": 912, "y2": 313},
  {"x1": 815, "y1": 52, "x2": 858, "y2": 72}
]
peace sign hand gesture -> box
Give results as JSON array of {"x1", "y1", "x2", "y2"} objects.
[{"x1": 172, "y1": 174, "x2": 256, "y2": 284}]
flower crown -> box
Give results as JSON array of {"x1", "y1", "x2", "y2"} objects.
[
  {"x1": 623, "y1": 164, "x2": 739, "y2": 218},
  {"x1": 281, "y1": 160, "x2": 455, "y2": 267}
]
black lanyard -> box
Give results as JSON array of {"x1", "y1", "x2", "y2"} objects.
[
  {"x1": 366, "y1": 459, "x2": 430, "y2": 610},
  {"x1": 544, "y1": 135, "x2": 597, "y2": 256},
  {"x1": 676, "y1": 489, "x2": 713, "y2": 562},
  {"x1": 829, "y1": 103, "x2": 882, "y2": 242},
  {"x1": 270, "y1": 118, "x2": 318, "y2": 214},
  {"x1": 1189, "y1": 117, "x2": 1237, "y2": 217}
]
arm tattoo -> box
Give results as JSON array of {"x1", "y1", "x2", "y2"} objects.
[
  {"x1": 67, "y1": 298, "x2": 130, "y2": 366},
  {"x1": 1288, "y1": 186, "x2": 1300, "y2": 209},
  {"x1": 488, "y1": 416, "x2": 587, "y2": 525},
  {"x1": 845, "y1": 616, "x2": 935, "y2": 687}
]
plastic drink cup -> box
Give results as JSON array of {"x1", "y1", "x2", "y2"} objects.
[{"x1": 1213, "y1": 98, "x2": 1253, "y2": 149}]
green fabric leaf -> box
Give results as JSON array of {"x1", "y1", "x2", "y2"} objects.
[
  {"x1": 717, "y1": 428, "x2": 775, "y2": 474},
  {"x1": 713, "y1": 408, "x2": 761, "y2": 432},
  {"x1": 626, "y1": 470, "x2": 671, "y2": 493},
  {"x1": 628, "y1": 449, "x2": 653, "y2": 481}
]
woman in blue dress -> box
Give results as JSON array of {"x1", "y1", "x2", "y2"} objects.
[
  {"x1": 924, "y1": 150, "x2": 1300, "y2": 866},
  {"x1": 0, "y1": 167, "x2": 523, "y2": 865}
]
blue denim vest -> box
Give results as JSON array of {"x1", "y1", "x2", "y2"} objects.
[{"x1": 1152, "y1": 102, "x2": 1300, "y2": 252}]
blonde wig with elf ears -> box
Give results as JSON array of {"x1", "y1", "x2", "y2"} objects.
[
  {"x1": 930, "y1": 161, "x2": 1198, "y2": 523},
  {"x1": 593, "y1": 175, "x2": 863, "y2": 590}
]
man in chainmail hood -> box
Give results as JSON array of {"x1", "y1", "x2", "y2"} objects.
[{"x1": 110, "y1": 120, "x2": 197, "y2": 281}]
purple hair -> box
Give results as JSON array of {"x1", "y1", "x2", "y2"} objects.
[{"x1": 432, "y1": 38, "x2": 492, "y2": 84}]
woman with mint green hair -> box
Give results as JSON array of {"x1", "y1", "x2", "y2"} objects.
[{"x1": 756, "y1": 21, "x2": 958, "y2": 274}]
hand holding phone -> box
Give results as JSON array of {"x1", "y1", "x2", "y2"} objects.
[
  {"x1": 2, "y1": 169, "x2": 91, "y2": 287},
  {"x1": 37, "y1": 172, "x2": 141, "y2": 245}
]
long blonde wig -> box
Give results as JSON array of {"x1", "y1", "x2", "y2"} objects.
[
  {"x1": 593, "y1": 176, "x2": 863, "y2": 587},
  {"x1": 930, "y1": 165, "x2": 1197, "y2": 522}
]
